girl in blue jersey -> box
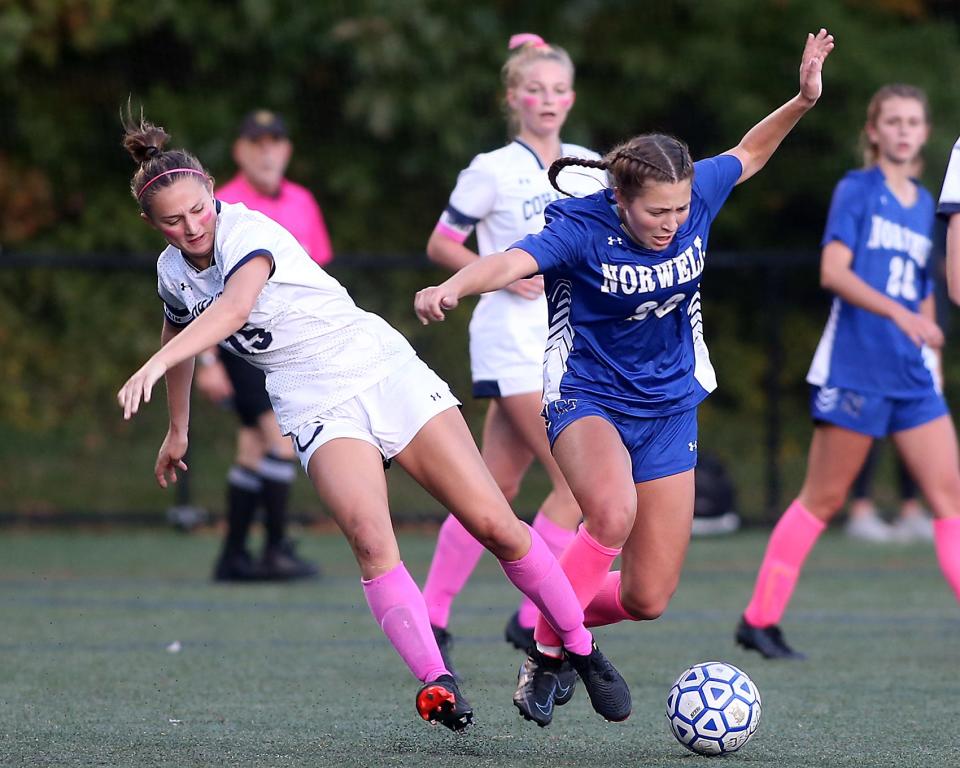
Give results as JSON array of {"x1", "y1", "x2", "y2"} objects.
[
  {"x1": 421, "y1": 34, "x2": 603, "y2": 670},
  {"x1": 737, "y1": 84, "x2": 960, "y2": 660},
  {"x1": 416, "y1": 29, "x2": 834, "y2": 726},
  {"x1": 116, "y1": 113, "x2": 631, "y2": 732}
]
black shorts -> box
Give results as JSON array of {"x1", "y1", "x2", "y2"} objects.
[{"x1": 219, "y1": 350, "x2": 272, "y2": 427}]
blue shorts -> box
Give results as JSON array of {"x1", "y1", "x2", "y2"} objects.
[
  {"x1": 543, "y1": 398, "x2": 698, "y2": 483},
  {"x1": 809, "y1": 385, "x2": 948, "y2": 438}
]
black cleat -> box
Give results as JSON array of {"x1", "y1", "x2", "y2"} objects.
[
  {"x1": 565, "y1": 643, "x2": 631, "y2": 722},
  {"x1": 431, "y1": 624, "x2": 460, "y2": 682},
  {"x1": 504, "y1": 611, "x2": 535, "y2": 651},
  {"x1": 416, "y1": 674, "x2": 473, "y2": 732},
  {"x1": 260, "y1": 539, "x2": 320, "y2": 581},
  {"x1": 213, "y1": 549, "x2": 267, "y2": 582},
  {"x1": 513, "y1": 648, "x2": 576, "y2": 727},
  {"x1": 736, "y1": 616, "x2": 806, "y2": 660}
]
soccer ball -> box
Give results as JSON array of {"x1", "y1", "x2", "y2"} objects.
[{"x1": 666, "y1": 661, "x2": 761, "y2": 756}]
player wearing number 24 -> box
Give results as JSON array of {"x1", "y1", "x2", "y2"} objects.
[
  {"x1": 736, "y1": 83, "x2": 960, "y2": 659},
  {"x1": 416, "y1": 32, "x2": 834, "y2": 713}
]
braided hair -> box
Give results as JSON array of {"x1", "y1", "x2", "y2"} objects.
[
  {"x1": 121, "y1": 104, "x2": 209, "y2": 214},
  {"x1": 549, "y1": 134, "x2": 694, "y2": 199}
]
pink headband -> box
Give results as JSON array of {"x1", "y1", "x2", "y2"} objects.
[
  {"x1": 509, "y1": 33, "x2": 548, "y2": 50},
  {"x1": 137, "y1": 168, "x2": 207, "y2": 199}
]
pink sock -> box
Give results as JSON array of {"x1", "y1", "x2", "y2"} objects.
[
  {"x1": 421, "y1": 514, "x2": 485, "y2": 628},
  {"x1": 498, "y1": 524, "x2": 593, "y2": 656},
  {"x1": 516, "y1": 512, "x2": 578, "y2": 629},
  {"x1": 743, "y1": 499, "x2": 825, "y2": 628},
  {"x1": 362, "y1": 562, "x2": 448, "y2": 683},
  {"x1": 534, "y1": 524, "x2": 621, "y2": 650},
  {"x1": 934, "y1": 517, "x2": 960, "y2": 602},
  {"x1": 583, "y1": 571, "x2": 637, "y2": 627}
]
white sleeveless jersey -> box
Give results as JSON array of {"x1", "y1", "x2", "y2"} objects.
[
  {"x1": 156, "y1": 201, "x2": 416, "y2": 434},
  {"x1": 437, "y1": 140, "x2": 607, "y2": 390},
  {"x1": 938, "y1": 135, "x2": 960, "y2": 217}
]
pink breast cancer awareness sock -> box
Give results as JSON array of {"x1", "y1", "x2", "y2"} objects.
[
  {"x1": 934, "y1": 517, "x2": 960, "y2": 602},
  {"x1": 516, "y1": 512, "x2": 578, "y2": 629},
  {"x1": 743, "y1": 499, "x2": 825, "y2": 628},
  {"x1": 498, "y1": 524, "x2": 594, "y2": 656},
  {"x1": 533, "y1": 524, "x2": 621, "y2": 651},
  {"x1": 583, "y1": 571, "x2": 637, "y2": 627},
  {"x1": 362, "y1": 562, "x2": 448, "y2": 683},
  {"x1": 421, "y1": 514, "x2": 485, "y2": 628}
]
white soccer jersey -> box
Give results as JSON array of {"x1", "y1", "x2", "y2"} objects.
[
  {"x1": 938, "y1": 135, "x2": 960, "y2": 217},
  {"x1": 436, "y1": 140, "x2": 607, "y2": 393},
  {"x1": 157, "y1": 201, "x2": 415, "y2": 434}
]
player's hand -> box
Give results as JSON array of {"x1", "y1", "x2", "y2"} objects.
[
  {"x1": 415, "y1": 285, "x2": 460, "y2": 324},
  {"x1": 798, "y1": 28, "x2": 834, "y2": 104},
  {"x1": 893, "y1": 308, "x2": 944, "y2": 349},
  {"x1": 117, "y1": 358, "x2": 168, "y2": 420},
  {"x1": 195, "y1": 359, "x2": 233, "y2": 403},
  {"x1": 155, "y1": 429, "x2": 189, "y2": 489},
  {"x1": 504, "y1": 274, "x2": 545, "y2": 300}
]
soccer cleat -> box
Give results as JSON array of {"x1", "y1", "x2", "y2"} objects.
[
  {"x1": 845, "y1": 511, "x2": 895, "y2": 543},
  {"x1": 213, "y1": 548, "x2": 267, "y2": 582},
  {"x1": 736, "y1": 616, "x2": 806, "y2": 660},
  {"x1": 504, "y1": 611, "x2": 535, "y2": 652},
  {"x1": 260, "y1": 539, "x2": 320, "y2": 580},
  {"x1": 416, "y1": 674, "x2": 473, "y2": 732},
  {"x1": 513, "y1": 648, "x2": 567, "y2": 727},
  {"x1": 565, "y1": 642, "x2": 631, "y2": 722},
  {"x1": 431, "y1": 624, "x2": 460, "y2": 682}
]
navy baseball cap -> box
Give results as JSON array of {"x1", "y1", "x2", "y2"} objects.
[{"x1": 238, "y1": 110, "x2": 288, "y2": 139}]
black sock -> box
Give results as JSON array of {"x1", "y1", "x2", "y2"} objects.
[
  {"x1": 225, "y1": 465, "x2": 262, "y2": 554},
  {"x1": 258, "y1": 451, "x2": 297, "y2": 549}
]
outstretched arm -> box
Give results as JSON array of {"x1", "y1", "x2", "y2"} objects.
[
  {"x1": 414, "y1": 248, "x2": 539, "y2": 324},
  {"x1": 117, "y1": 256, "x2": 271, "y2": 420},
  {"x1": 725, "y1": 29, "x2": 834, "y2": 185}
]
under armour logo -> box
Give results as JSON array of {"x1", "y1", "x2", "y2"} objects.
[
  {"x1": 688, "y1": 441, "x2": 698, "y2": 452},
  {"x1": 607, "y1": 236, "x2": 623, "y2": 246},
  {"x1": 180, "y1": 282, "x2": 190, "y2": 291},
  {"x1": 429, "y1": 392, "x2": 442, "y2": 402}
]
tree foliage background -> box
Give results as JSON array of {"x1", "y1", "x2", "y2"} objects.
[{"x1": 1, "y1": 0, "x2": 959, "y2": 516}]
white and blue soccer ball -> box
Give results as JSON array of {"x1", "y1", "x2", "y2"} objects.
[{"x1": 666, "y1": 661, "x2": 761, "y2": 756}]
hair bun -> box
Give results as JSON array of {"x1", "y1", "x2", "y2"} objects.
[
  {"x1": 508, "y1": 33, "x2": 546, "y2": 50},
  {"x1": 145, "y1": 146, "x2": 162, "y2": 159}
]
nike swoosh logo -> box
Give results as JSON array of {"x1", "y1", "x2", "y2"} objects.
[
  {"x1": 535, "y1": 683, "x2": 557, "y2": 716},
  {"x1": 555, "y1": 679, "x2": 571, "y2": 696},
  {"x1": 294, "y1": 424, "x2": 324, "y2": 453}
]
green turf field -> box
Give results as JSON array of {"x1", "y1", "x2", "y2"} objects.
[{"x1": 0, "y1": 527, "x2": 956, "y2": 767}]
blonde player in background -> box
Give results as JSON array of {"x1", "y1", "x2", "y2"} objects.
[{"x1": 421, "y1": 33, "x2": 606, "y2": 677}]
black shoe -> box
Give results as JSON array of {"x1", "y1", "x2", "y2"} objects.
[
  {"x1": 736, "y1": 616, "x2": 806, "y2": 660},
  {"x1": 260, "y1": 540, "x2": 320, "y2": 581},
  {"x1": 213, "y1": 549, "x2": 267, "y2": 582},
  {"x1": 504, "y1": 611, "x2": 535, "y2": 651},
  {"x1": 513, "y1": 648, "x2": 572, "y2": 727},
  {"x1": 565, "y1": 642, "x2": 631, "y2": 722},
  {"x1": 431, "y1": 624, "x2": 460, "y2": 682},
  {"x1": 416, "y1": 674, "x2": 473, "y2": 732}
]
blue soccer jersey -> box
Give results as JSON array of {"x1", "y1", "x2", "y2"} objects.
[
  {"x1": 807, "y1": 167, "x2": 937, "y2": 396},
  {"x1": 512, "y1": 154, "x2": 742, "y2": 416}
]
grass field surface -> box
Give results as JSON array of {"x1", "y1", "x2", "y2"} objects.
[{"x1": 0, "y1": 528, "x2": 956, "y2": 767}]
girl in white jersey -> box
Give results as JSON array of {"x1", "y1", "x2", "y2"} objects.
[
  {"x1": 417, "y1": 30, "x2": 834, "y2": 727},
  {"x1": 422, "y1": 33, "x2": 606, "y2": 671},
  {"x1": 116, "y1": 113, "x2": 631, "y2": 731}
]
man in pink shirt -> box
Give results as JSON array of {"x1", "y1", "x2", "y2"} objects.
[
  {"x1": 196, "y1": 110, "x2": 331, "y2": 581},
  {"x1": 217, "y1": 110, "x2": 333, "y2": 265}
]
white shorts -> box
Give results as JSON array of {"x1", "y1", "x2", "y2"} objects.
[
  {"x1": 291, "y1": 356, "x2": 461, "y2": 473},
  {"x1": 469, "y1": 290, "x2": 547, "y2": 398}
]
